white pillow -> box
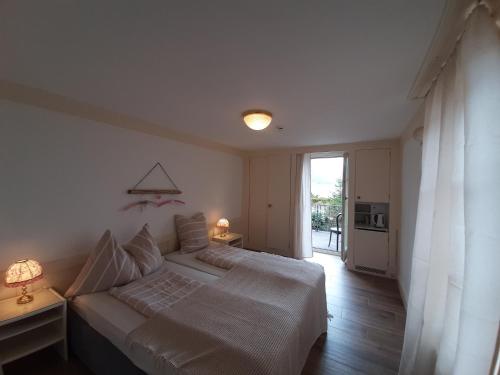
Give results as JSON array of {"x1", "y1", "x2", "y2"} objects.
[{"x1": 65, "y1": 230, "x2": 141, "y2": 298}]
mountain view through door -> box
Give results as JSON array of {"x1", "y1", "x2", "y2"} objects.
[{"x1": 311, "y1": 155, "x2": 345, "y2": 255}]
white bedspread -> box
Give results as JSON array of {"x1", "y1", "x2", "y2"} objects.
[{"x1": 126, "y1": 252, "x2": 328, "y2": 375}]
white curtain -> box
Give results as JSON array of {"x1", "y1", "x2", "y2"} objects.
[
  {"x1": 400, "y1": 6, "x2": 500, "y2": 374},
  {"x1": 292, "y1": 153, "x2": 312, "y2": 259}
]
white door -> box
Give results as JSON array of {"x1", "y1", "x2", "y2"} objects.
[
  {"x1": 266, "y1": 154, "x2": 291, "y2": 255},
  {"x1": 355, "y1": 149, "x2": 391, "y2": 202},
  {"x1": 248, "y1": 156, "x2": 268, "y2": 250},
  {"x1": 353, "y1": 229, "x2": 389, "y2": 271}
]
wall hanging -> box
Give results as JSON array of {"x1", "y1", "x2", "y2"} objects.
[
  {"x1": 121, "y1": 199, "x2": 185, "y2": 211},
  {"x1": 127, "y1": 162, "x2": 182, "y2": 195},
  {"x1": 123, "y1": 162, "x2": 185, "y2": 211}
]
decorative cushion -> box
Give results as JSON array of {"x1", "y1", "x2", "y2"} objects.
[
  {"x1": 65, "y1": 230, "x2": 141, "y2": 298},
  {"x1": 124, "y1": 224, "x2": 163, "y2": 276},
  {"x1": 175, "y1": 212, "x2": 210, "y2": 253}
]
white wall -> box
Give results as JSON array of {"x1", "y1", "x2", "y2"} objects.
[
  {"x1": 0, "y1": 100, "x2": 243, "y2": 293},
  {"x1": 398, "y1": 107, "x2": 423, "y2": 306}
]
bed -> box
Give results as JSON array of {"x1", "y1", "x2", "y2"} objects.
[
  {"x1": 70, "y1": 260, "x2": 219, "y2": 374},
  {"x1": 69, "y1": 249, "x2": 327, "y2": 375}
]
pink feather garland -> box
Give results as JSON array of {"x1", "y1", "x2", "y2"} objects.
[{"x1": 121, "y1": 199, "x2": 185, "y2": 211}]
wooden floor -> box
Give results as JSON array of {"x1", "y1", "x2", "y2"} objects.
[
  {"x1": 4, "y1": 253, "x2": 405, "y2": 375},
  {"x1": 303, "y1": 253, "x2": 406, "y2": 374}
]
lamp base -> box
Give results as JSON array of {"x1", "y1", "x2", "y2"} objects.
[
  {"x1": 17, "y1": 294, "x2": 34, "y2": 304},
  {"x1": 17, "y1": 285, "x2": 34, "y2": 304}
]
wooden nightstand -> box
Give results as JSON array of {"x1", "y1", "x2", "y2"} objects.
[
  {"x1": 212, "y1": 233, "x2": 243, "y2": 248},
  {"x1": 0, "y1": 288, "x2": 67, "y2": 375}
]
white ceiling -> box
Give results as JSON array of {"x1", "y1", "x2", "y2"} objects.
[{"x1": 0, "y1": 1, "x2": 445, "y2": 150}]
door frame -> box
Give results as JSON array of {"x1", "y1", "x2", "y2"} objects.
[{"x1": 310, "y1": 151, "x2": 347, "y2": 256}]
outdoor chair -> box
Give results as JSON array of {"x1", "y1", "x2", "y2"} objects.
[{"x1": 328, "y1": 213, "x2": 342, "y2": 250}]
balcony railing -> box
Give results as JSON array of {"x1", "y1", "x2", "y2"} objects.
[{"x1": 311, "y1": 204, "x2": 342, "y2": 231}]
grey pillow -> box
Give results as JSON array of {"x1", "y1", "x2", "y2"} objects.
[
  {"x1": 124, "y1": 224, "x2": 164, "y2": 276},
  {"x1": 65, "y1": 230, "x2": 141, "y2": 298},
  {"x1": 175, "y1": 212, "x2": 210, "y2": 253}
]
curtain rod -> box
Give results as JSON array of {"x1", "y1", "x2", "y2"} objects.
[{"x1": 421, "y1": 0, "x2": 499, "y2": 98}]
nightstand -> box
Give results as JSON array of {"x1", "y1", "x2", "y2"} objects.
[
  {"x1": 212, "y1": 233, "x2": 243, "y2": 248},
  {"x1": 0, "y1": 288, "x2": 67, "y2": 375}
]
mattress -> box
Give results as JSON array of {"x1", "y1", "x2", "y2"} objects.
[
  {"x1": 71, "y1": 261, "x2": 219, "y2": 373},
  {"x1": 163, "y1": 244, "x2": 230, "y2": 277}
]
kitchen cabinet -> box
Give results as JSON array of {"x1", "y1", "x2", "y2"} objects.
[
  {"x1": 353, "y1": 229, "x2": 389, "y2": 272},
  {"x1": 355, "y1": 149, "x2": 391, "y2": 202},
  {"x1": 247, "y1": 154, "x2": 291, "y2": 256}
]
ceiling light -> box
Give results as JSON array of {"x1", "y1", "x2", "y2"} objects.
[{"x1": 242, "y1": 110, "x2": 272, "y2": 131}]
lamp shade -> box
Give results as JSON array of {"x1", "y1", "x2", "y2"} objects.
[
  {"x1": 216, "y1": 218, "x2": 230, "y2": 228},
  {"x1": 242, "y1": 110, "x2": 272, "y2": 131},
  {"x1": 5, "y1": 259, "x2": 43, "y2": 288}
]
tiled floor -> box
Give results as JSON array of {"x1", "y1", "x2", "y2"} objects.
[{"x1": 312, "y1": 230, "x2": 341, "y2": 252}]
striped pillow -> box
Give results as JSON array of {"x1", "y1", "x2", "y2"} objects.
[
  {"x1": 124, "y1": 224, "x2": 163, "y2": 276},
  {"x1": 175, "y1": 212, "x2": 210, "y2": 253},
  {"x1": 65, "y1": 230, "x2": 141, "y2": 298}
]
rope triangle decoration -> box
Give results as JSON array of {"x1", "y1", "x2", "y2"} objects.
[{"x1": 127, "y1": 162, "x2": 182, "y2": 195}]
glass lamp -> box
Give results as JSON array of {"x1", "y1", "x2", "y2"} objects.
[
  {"x1": 5, "y1": 259, "x2": 43, "y2": 304},
  {"x1": 216, "y1": 218, "x2": 230, "y2": 237},
  {"x1": 242, "y1": 110, "x2": 272, "y2": 131}
]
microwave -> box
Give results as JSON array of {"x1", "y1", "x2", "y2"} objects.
[{"x1": 354, "y1": 202, "x2": 389, "y2": 229}]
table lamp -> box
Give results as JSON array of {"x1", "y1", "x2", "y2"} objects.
[
  {"x1": 216, "y1": 218, "x2": 230, "y2": 237},
  {"x1": 5, "y1": 259, "x2": 43, "y2": 304}
]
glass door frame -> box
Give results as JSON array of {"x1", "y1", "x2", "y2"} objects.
[{"x1": 310, "y1": 151, "x2": 347, "y2": 256}]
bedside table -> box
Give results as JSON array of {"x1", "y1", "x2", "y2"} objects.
[
  {"x1": 0, "y1": 288, "x2": 67, "y2": 375},
  {"x1": 212, "y1": 233, "x2": 243, "y2": 248}
]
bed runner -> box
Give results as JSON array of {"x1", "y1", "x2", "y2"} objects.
[
  {"x1": 195, "y1": 243, "x2": 250, "y2": 269},
  {"x1": 126, "y1": 252, "x2": 327, "y2": 375},
  {"x1": 109, "y1": 263, "x2": 203, "y2": 318}
]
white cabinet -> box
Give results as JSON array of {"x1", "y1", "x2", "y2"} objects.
[
  {"x1": 353, "y1": 229, "x2": 389, "y2": 272},
  {"x1": 266, "y1": 154, "x2": 292, "y2": 254},
  {"x1": 0, "y1": 288, "x2": 67, "y2": 375},
  {"x1": 248, "y1": 156, "x2": 268, "y2": 250},
  {"x1": 355, "y1": 149, "x2": 391, "y2": 202},
  {"x1": 247, "y1": 154, "x2": 291, "y2": 256}
]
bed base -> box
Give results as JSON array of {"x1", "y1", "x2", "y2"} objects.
[{"x1": 68, "y1": 307, "x2": 145, "y2": 375}]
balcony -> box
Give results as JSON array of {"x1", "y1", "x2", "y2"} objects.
[{"x1": 312, "y1": 204, "x2": 342, "y2": 254}]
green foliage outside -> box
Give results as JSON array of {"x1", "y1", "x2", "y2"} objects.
[
  {"x1": 311, "y1": 178, "x2": 343, "y2": 206},
  {"x1": 311, "y1": 211, "x2": 327, "y2": 231},
  {"x1": 311, "y1": 178, "x2": 343, "y2": 231}
]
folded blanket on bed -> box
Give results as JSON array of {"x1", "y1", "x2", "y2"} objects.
[
  {"x1": 109, "y1": 264, "x2": 203, "y2": 318},
  {"x1": 195, "y1": 243, "x2": 249, "y2": 269},
  {"x1": 126, "y1": 252, "x2": 327, "y2": 375}
]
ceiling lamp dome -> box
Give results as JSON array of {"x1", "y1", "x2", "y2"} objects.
[{"x1": 242, "y1": 110, "x2": 272, "y2": 131}]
